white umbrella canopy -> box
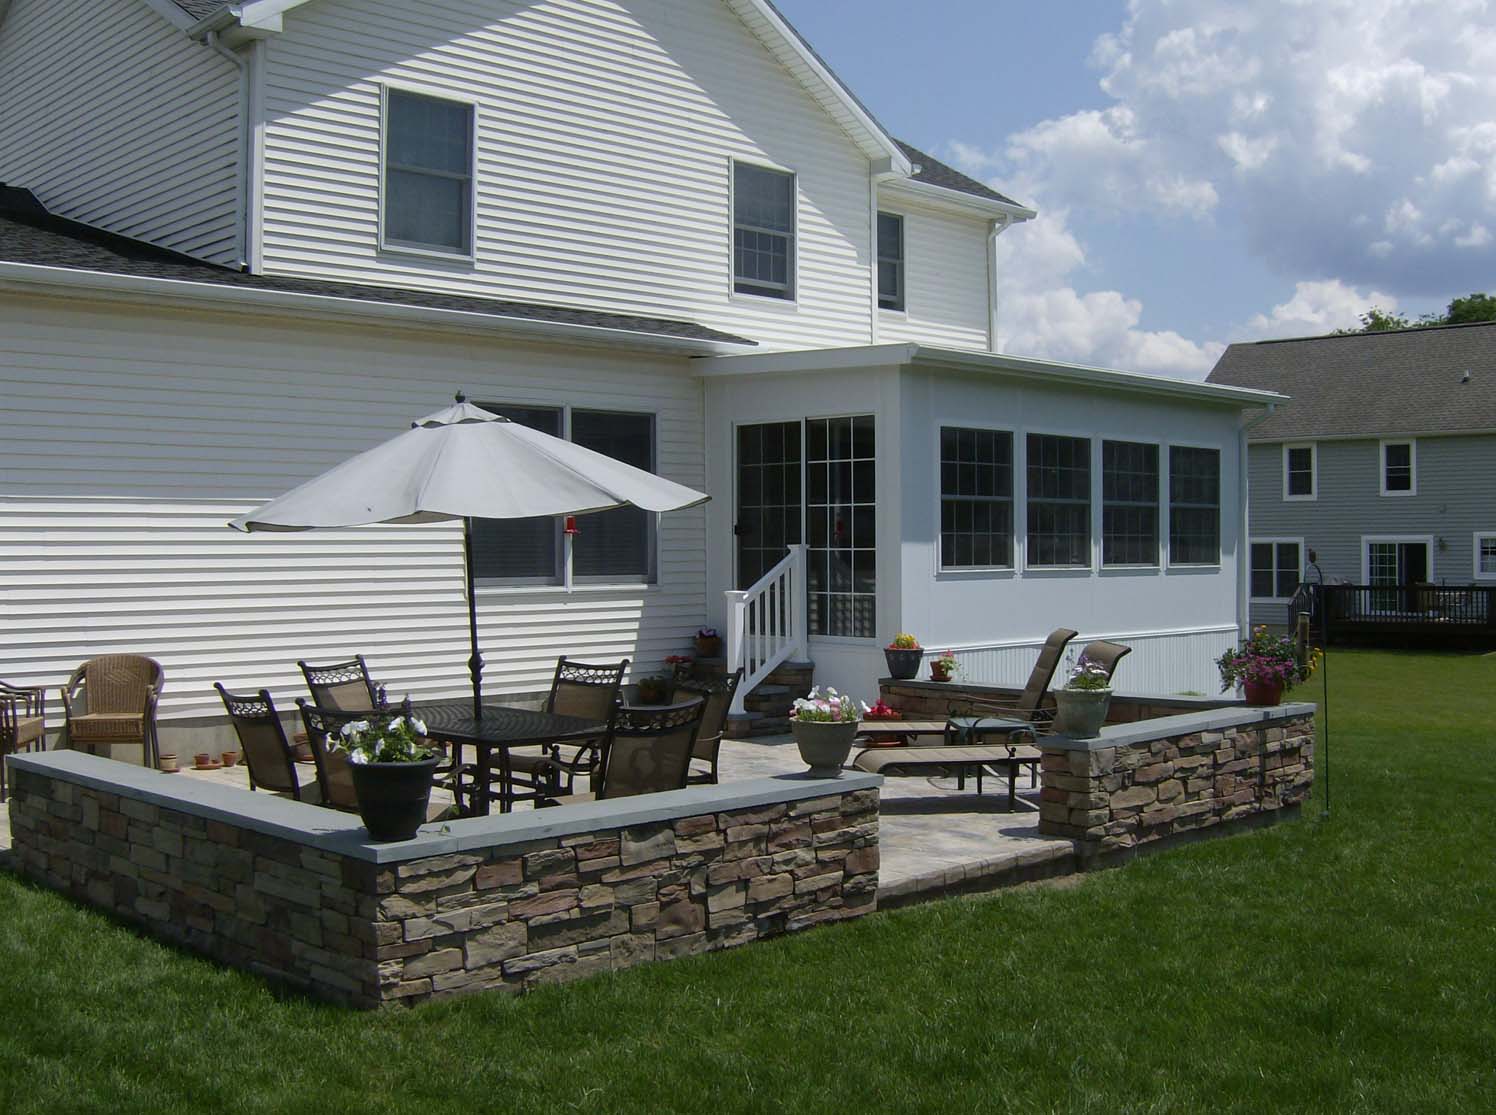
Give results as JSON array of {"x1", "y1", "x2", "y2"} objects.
[
  {"x1": 228, "y1": 396, "x2": 711, "y2": 718},
  {"x1": 228, "y1": 399, "x2": 708, "y2": 531}
]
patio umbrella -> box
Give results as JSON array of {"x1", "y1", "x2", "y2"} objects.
[{"x1": 229, "y1": 394, "x2": 710, "y2": 718}]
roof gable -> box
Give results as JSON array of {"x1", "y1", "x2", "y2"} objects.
[{"x1": 1207, "y1": 323, "x2": 1496, "y2": 440}]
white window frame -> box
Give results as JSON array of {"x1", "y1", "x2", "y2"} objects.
[
  {"x1": 1249, "y1": 537, "x2": 1305, "y2": 602},
  {"x1": 1474, "y1": 532, "x2": 1496, "y2": 581},
  {"x1": 1360, "y1": 535, "x2": 1434, "y2": 585},
  {"x1": 1379, "y1": 439, "x2": 1417, "y2": 497},
  {"x1": 1099, "y1": 437, "x2": 1164, "y2": 570},
  {"x1": 1022, "y1": 429, "x2": 1095, "y2": 572},
  {"x1": 1282, "y1": 442, "x2": 1317, "y2": 502},
  {"x1": 378, "y1": 82, "x2": 479, "y2": 262},
  {"x1": 876, "y1": 210, "x2": 906, "y2": 314},
  {"x1": 472, "y1": 401, "x2": 660, "y2": 590},
  {"x1": 935, "y1": 422, "x2": 1016, "y2": 573},
  {"x1": 729, "y1": 157, "x2": 799, "y2": 303},
  {"x1": 1165, "y1": 441, "x2": 1223, "y2": 569}
]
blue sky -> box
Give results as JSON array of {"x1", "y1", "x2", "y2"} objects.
[{"x1": 776, "y1": 0, "x2": 1491, "y2": 377}]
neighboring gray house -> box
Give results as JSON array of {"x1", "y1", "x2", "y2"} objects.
[{"x1": 1209, "y1": 322, "x2": 1496, "y2": 629}]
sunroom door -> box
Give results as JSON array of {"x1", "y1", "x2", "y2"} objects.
[{"x1": 735, "y1": 421, "x2": 802, "y2": 589}]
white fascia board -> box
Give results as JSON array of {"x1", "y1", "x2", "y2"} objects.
[
  {"x1": 882, "y1": 177, "x2": 1038, "y2": 222},
  {"x1": 697, "y1": 341, "x2": 1288, "y2": 408},
  {"x1": 187, "y1": 1, "x2": 290, "y2": 40},
  {"x1": 0, "y1": 261, "x2": 752, "y2": 356},
  {"x1": 726, "y1": 0, "x2": 912, "y2": 176}
]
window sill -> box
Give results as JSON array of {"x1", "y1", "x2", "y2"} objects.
[
  {"x1": 936, "y1": 566, "x2": 1016, "y2": 580},
  {"x1": 1166, "y1": 564, "x2": 1223, "y2": 572},
  {"x1": 476, "y1": 583, "x2": 658, "y2": 598},
  {"x1": 1023, "y1": 565, "x2": 1094, "y2": 574},
  {"x1": 730, "y1": 290, "x2": 799, "y2": 308},
  {"x1": 1283, "y1": 495, "x2": 1317, "y2": 503},
  {"x1": 1379, "y1": 490, "x2": 1417, "y2": 498},
  {"x1": 378, "y1": 241, "x2": 477, "y2": 266},
  {"x1": 1099, "y1": 564, "x2": 1162, "y2": 573},
  {"x1": 879, "y1": 307, "x2": 908, "y2": 318}
]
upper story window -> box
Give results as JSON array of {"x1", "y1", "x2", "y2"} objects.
[
  {"x1": 383, "y1": 89, "x2": 474, "y2": 256},
  {"x1": 1102, "y1": 440, "x2": 1159, "y2": 566},
  {"x1": 1381, "y1": 440, "x2": 1416, "y2": 496},
  {"x1": 940, "y1": 427, "x2": 1013, "y2": 569},
  {"x1": 1283, "y1": 443, "x2": 1316, "y2": 500},
  {"x1": 877, "y1": 212, "x2": 905, "y2": 311},
  {"x1": 471, "y1": 404, "x2": 656, "y2": 584},
  {"x1": 1169, "y1": 446, "x2": 1220, "y2": 565},
  {"x1": 1027, "y1": 434, "x2": 1091, "y2": 568},
  {"x1": 733, "y1": 162, "x2": 796, "y2": 299}
]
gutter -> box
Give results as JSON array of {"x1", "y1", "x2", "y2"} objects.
[
  {"x1": 0, "y1": 261, "x2": 754, "y2": 356},
  {"x1": 987, "y1": 215, "x2": 1012, "y2": 351},
  {"x1": 1236, "y1": 403, "x2": 1279, "y2": 643},
  {"x1": 204, "y1": 31, "x2": 252, "y2": 271},
  {"x1": 882, "y1": 176, "x2": 1038, "y2": 222}
]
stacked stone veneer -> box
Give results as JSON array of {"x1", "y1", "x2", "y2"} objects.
[
  {"x1": 5, "y1": 752, "x2": 880, "y2": 1008},
  {"x1": 1036, "y1": 705, "x2": 1315, "y2": 856}
]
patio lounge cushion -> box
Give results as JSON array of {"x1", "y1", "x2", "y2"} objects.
[
  {"x1": 853, "y1": 744, "x2": 1041, "y2": 775},
  {"x1": 67, "y1": 712, "x2": 146, "y2": 741}
]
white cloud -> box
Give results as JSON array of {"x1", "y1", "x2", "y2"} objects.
[{"x1": 950, "y1": 0, "x2": 1496, "y2": 378}]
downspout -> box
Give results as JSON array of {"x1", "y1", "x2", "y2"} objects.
[
  {"x1": 869, "y1": 168, "x2": 880, "y2": 344},
  {"x1": 206, "y1": 31, "x2": 251, "y2": 272},
  {"x1": 1236, "y1": 403, "x2": 1278, "y2": 643},
  {"x1": 986, "y1": 215, "x2": 1012, "y2": 352}
]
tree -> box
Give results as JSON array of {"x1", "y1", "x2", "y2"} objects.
[
  {"x1": 1444, "y1": 292, "x2": 1496, "y2": 325},
  {"x1": 1334, "y1": 292, "x2": 1496, "y2": 334}
]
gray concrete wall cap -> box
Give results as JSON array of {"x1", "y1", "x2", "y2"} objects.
[{"x1": 1040, "y1": 702, "x2": 1317, "y2": 751}]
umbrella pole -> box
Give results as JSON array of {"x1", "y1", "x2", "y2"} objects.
[{"x1": 464, "y1": 516, "x2": 483, "y2": 721}]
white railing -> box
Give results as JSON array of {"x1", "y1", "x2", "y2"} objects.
[{"x1": 724, "y1": 544, "x2": 808, "y2": 716}]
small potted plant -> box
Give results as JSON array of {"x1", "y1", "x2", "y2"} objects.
[
  {"x1": 694, "y1": 627, "x2": 723, "y2": 658},
  {"x1": 635, "y1": 674, "x2": 672, "y2": 705},
  {"x1": 1052, "y1": 656, "x2": 1114, "y2": 739},
  {"x1": 335, "y1": 713, "x2": 439, "y2": 842},
  {"x1": 789, "y1": 687, "x2": 864, "y2": 776},
  {"x1": 884, "y1": 633, "x2": 923, "y2": 680},
  {"x1": 1217, "y1": 626, "x2": 1318, "y2": 706},
  {"x1": 929, "y1": 649, "x2": 959, "y2": 683},
  {"x1": 664, "y1": 653, "x2": 693, "y2": 679},
  {"x1": 862, "y1": 697, "x2": 903, "y2": 746}
]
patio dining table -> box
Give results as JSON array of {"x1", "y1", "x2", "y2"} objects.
[{"x1": 410, "y1": 699, "x2": 607, "y2": 816}]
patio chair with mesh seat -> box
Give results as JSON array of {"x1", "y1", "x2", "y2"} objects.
[
  {"x1": 298, "y1": 656, "x2": 382, "y2": 712},
  {"x1": 541, "y1": 697, "x2": 706, "y2": 807},
  {"x1": 673, "y1": 668, "x2": 744, "y2": 785},
  {"x1": 1, "y1": 681, "x2": 48, "y2": 802},
  {"x1": 295, "y1": 700, "x2": 365, "y2": 812},
  {"x1": 216, "y1": 683, "x2": 315, "y2": 802},
  {"x1": 61, "y1": 655, "x2": 164, "y2": 768},
  {"x1": 501, "y1": 657, "x2": 629, "y2": 801}
]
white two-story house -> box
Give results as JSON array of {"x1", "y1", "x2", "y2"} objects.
[{"x1": 0, "y1": 0, "x2": 1279, "y2": 744}]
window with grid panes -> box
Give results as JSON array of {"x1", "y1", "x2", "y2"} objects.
[
  {"x1": 939, "y1": 427, "x2": 1013, "y2": 569},
  {"x1": 1026, "y1": 434, "x2": 1091, "y2": 567},
  {"x1": 877, "y1": 212, "x2": 905, "y2": 311},
  {"x1": 1382, "y1": 441, "x2": 1414, "y2": 493},
  {"x1": 806, "y1": 416, "x2": 875, "y2": 638},
  {"x1": 1285, "y1": 445, "x2": 1315, "y2": 498},
  {"x1": 1169, "y1": 446, "x2": 1220, "y2": 564},
  {"x1": 1102, "y1": 440, "x2": 1159, "y2": 566},
  {"x1": 1250, "y1": 541, "x2": 1301, "y2": 599},
  {"x1": 733, "y1": 163, "x2": 795, "y2": 299}
]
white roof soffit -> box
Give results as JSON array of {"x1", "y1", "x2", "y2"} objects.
[
  {"x1": 696, "y1": 343, "x2": 1288, "y2": 407},
  {"x1": 882, "y1": 176, "x2": 1038, "y2": 223},
  {"x1": 0, "y1": 261, "x2": 752, "y2": 356}
]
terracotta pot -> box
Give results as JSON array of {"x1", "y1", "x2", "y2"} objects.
[
  {"x1": 221, "y1": 751, "x2": 239, "y2": 768},
  {"x1": 884, "y1": 647, "x2": 922, "y2": 680},
  {"x1": 158, "y1": 753, "x2": 179, "y2": 773},
  {"x1": 1053, "y1": 687, "x2": 1113, "y2": 739},
  {"x1": 350, "y1": 757, "x2": 440, "y2": 842},
  {"x1": 929, "y1": 663, "x2": 953, "y2": 683},
  {"x1": 193, "y1": 752, "x2": 211, "y2": 768},
  {"x1": 790, "y1": 719, "x2": 860, "y2": 777},
  {"x1": 1243, "y1": 679, "x2": 1285, "y2": 707}
]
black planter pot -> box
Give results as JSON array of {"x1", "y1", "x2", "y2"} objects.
[
  {"x1": 884, "y1": 647, "x2": 923, "y2": 680},
  {"x1": 349, "y1": 757, "x2": 440, "y2": 842}
]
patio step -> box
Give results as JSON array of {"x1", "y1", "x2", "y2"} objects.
[
  {"x1": 724, "y1": 660, "x2": 815, "y2": 738},
  {"x1": 743, "y1": 683, "x2": 794, "y2": 717}
]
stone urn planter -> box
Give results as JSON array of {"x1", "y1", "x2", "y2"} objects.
[
  {"x1": 1242, "y1": 678, "x2": 1285, "y2": 707},
  {"x1": 790, "y1": 719, "x2": 860, "y2": 777},
  {"x1": 350, "y1": 757, "x2": 440, "y2": 842},
  {"x1": 1053, "y1": 688, "x2": 1112, "y2": 739},
  {"x1": 883, "y1": 647, "x2": 922, "y2": 680}
]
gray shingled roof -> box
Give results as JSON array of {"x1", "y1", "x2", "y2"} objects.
[
  {"x1": 1207, "y1": 324, "x2": 1496, "y2": 441},
  {"x1": 170, "y1": 0, "x2": 225, "y2": 18},
  {"x1": 0, "y1": 186, "x2": 753, "y2": 347},
  {"x1": 895, "y1": 140, "x2": 1026, "y2": 209}
]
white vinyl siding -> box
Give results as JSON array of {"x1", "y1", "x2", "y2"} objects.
[
  {"x1": 0, "y1": 0, "x2": 242, "y2": 265},
  {"x1": 257, "y1": 0, "x2": 876, "y2": 351},
  {"x1": 0, "y1": 291, "x2": 707, "y2": 720},
  {"x1": 876, "y1": 199, "x2": 991, "y2": 350}
]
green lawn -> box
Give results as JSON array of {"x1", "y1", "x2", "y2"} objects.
[{"x1": 2, "y1": 649, "x2": 1493, "y2": 1113}]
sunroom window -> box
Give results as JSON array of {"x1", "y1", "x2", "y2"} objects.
[
  {"x1": 1169, "y1": 446, "x2": 1220, "y2": 565},
  {"x1": 1102, "y1": 440, "x2": 1159, "y2": 566},
  {"x1": 940, "y1": 427, "x2": 1013, "y2": 569},
  {"x1": 1026, "y1": 434, "x2": 1091, "y2": 567}
]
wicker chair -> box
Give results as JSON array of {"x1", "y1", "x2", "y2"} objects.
[
  {"x1": 215, "y1": 684, "x2": 312, "y2": 801},
  {"x1": 1, "y1": 681, "x2": 48, "y2": 802},
  {"x1": 295, "y1": 700, "x2": 363, "y2": 812},
  {"x1": 542, "y1": 698, "x2": 706, "y2": 806},
  {"x1": 502, "y1": 657, "x2": 629, "y2": 801},
  {"x1": 298, "y1": 656, "x2": 381, "y2": 712},
  {"x1": 61, "y1": 656, "x2": 164, "y2": 768},
  {"x1": 673, "y1": 668, "x2": 744, "y2": 785}
]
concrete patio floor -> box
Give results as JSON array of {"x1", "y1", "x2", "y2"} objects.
[{"x1": 1, "y1": 735, "x2": 1077, "y2": 903}]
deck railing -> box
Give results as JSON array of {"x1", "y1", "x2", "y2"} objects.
[
  {"x1": 724, "y1": 545, "x2": 808, "y2": 716},
  {"x1": 1291, "y1": 583, "x2": 1496, "y2": 644}
]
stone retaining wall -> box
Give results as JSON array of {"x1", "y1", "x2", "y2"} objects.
[
  {"x1": 1036, "y1": 705, "x2": 1315, "y2": 857},
  {"x1": 5, "y1": 752, "x2": 880, "y2": 1008}
]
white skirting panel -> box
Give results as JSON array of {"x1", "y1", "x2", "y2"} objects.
[{"x1": 941, "y1": 625, "x2": 1241, "y2": 698}]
